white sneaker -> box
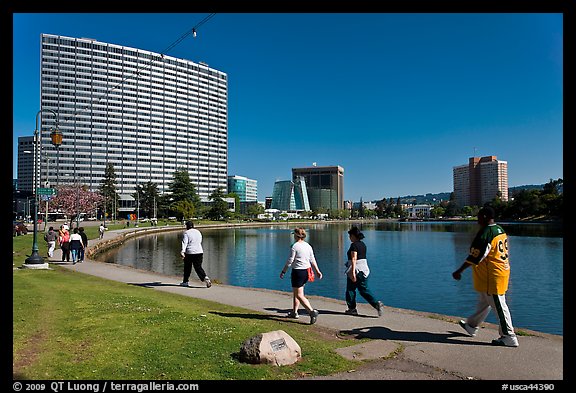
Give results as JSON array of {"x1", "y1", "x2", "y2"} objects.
[
  {"x1": 459, "y1": 320, "x2": 478, "y2": 337},
  {"x1": 492, "y1": 335, "x2": 519, "y2": 347},
  {"x1": 205, "y1": 277, "x2": 212, "y2": 288},
  {"x1": 179, "y1": 281, "x2": 189, "y2": 287}
]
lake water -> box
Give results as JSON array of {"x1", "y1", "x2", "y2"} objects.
[{"x1": 96, "y1": 221, "x2": 563, "y2": 335}]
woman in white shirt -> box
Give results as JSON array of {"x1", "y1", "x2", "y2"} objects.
[{"x1": 280, "y1": 228, "x2": 323, "y2": 324}]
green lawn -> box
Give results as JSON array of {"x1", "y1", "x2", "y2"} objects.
[{"x1": 13, "y1": 231, "x2": 364, "y2": 380}]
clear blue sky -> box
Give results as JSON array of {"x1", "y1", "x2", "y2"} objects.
[{"x1": 12, "y1": 13, "x2": 563, "y2": 202}]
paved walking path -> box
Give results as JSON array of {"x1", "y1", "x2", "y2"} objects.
[{"x1": 46, "y1": 226, "x2": 563, "y2": 381}]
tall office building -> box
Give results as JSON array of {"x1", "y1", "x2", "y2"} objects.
[
  {"x1": 33, "y1": 34, "x2": 228, "y2": 200},
  {"x1": 270, "y1": 177, "x2": 310, "y2": 211},
  {"x1": 227, "y1": 175, "x2": 257, "y2": 202},
  {"x1": 453, "y1": 156, "x2": 508, "y2": 207},
  {"x1": 17, "y1": 136, "x2": 36, "y2": 193},
  {"x1": 292, "y1": 165, "x2": 344, "y2": 211}
]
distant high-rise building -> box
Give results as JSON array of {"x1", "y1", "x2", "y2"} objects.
[
  {"x1": 17, "y1": 136, "x2": 36, "y2": 193},
  {"x1": 227, "y1": 175, "x2": 257, "y2": 202},
  {"x1": 292, "y1": 165, "x2": 344, "y2": 211},
  {"x1": 31, "y1": 33, "x2": 228, "y2": 200},
  {"x1": 271, "y1": 177, "x2": 310, "y2": 211},
  {"x1": 453, "y1": 156, "x2": 508, "y2": 207}
]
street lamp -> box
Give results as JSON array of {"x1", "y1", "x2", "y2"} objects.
[{"x1": 24, "y1": 109, "x2": 61, "y2": 269}]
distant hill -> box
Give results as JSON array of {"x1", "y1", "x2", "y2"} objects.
[
  {"x1": 377, "y1": 182, "x2": 559, "y2": 204},
  {"x1": 376, "y1": 192, "x2": 452, "y2": 204}
]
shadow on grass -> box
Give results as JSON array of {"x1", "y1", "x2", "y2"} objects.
[
  {"x1": 339, "y1": 326, "x2": 492, "y2": 346},
  {"x1": 128, "y1": 281, "x2": 205, "y2": 289},
  {"x1": 210, "y1": 311, "x2": 304, "y2": 325}
]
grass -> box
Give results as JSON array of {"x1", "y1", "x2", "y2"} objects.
[{"x1": 13, "y1": 232, "x2": 365, "y2": 380}]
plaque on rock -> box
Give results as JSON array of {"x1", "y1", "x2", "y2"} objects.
[{"x1": 239, "y1": 330, "x2": 301, "y2": 366}]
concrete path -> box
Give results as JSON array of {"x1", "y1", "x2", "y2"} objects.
[{"x1": 46, "y1": 226, "x2": 563, "y2": 381}]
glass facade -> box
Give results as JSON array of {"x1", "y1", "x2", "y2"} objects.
[
  {"x1": 227, "y1": 175, "x2": 257, "y2": 202},
  {"x1": 270, "y1": 178, "x2": 310, "y2": 211},
  {"x1": 292, "y1": 166, "x2": 344, "y2": 211}
]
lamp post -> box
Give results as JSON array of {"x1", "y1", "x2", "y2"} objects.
[
  {"x1": 24, "y1": 109, "x2": 60, "y2": 269},
  {"x1": 76, "y1": 176, "x2": 81, "y2": 229},
  {"x1": 135, "y1": 188, "x2": 140, "y2": 227}
]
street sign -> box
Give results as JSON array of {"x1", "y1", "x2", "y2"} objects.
[
  {"x1": 40, "y1": 195, "x2": 53, "y2": 201},
  {"x1": 37, "y1": 187, "x2": 57, "y2": 195}
]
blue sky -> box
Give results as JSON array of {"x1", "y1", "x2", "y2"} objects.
[{"x1": 12, "y1": 13, "x2": 563, "y2": 202}]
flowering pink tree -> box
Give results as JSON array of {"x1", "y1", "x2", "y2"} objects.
[{"x1": 40, "y1": 185, "x2": 104, "y2": 227}]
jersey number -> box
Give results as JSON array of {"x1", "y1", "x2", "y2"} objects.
[{"x1": 497, "y1": 238, "x2": 509, "y2": 261}]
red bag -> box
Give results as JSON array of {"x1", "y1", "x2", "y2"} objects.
[{"x1": 307, "y1": 267, "x2": 315, "y2": 282}]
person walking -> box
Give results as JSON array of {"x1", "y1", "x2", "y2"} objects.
[
  {"x1": 452, "y1": 206, "x2": 519, "y2": 347},
  {"x1": 180, "y1": 221, "x2": 211, "y2": 288},
  {"x1": 69, "y1": 228, "x2": 85, "y2": 265},
  {"x1": 59, "y1": 225, "x2": 71, "y2": 263},
  {"x1": 78, "y1": 227, "x2": 88, "y2": 263},
  {"x1": 44, "y1": 226, "x2": 58, "y2": 258},
  {"x1": 279, "y1": 228, "x2": 323, "y2": 324},
  {"x1": 344, "y1": 226, "x2": 384, "y2": 317},
  {"x1": 99, "y1": 223, "x2": 105, "y2": 239}
]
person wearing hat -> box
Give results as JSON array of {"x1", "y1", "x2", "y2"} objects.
[
  {"x1": 344, "y1": 226, "x2": 384, "y2": 317},
  {"x1": 180, "y1": 221, "x2": 211, "y2": 288},
  {"x1": 280, "y1": 228, "x2": 323, "y2": 324},
  {"x1": 452, "y1": 206, "x2": 519, "y2": 347}
]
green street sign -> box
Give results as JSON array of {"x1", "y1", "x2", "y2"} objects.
[{"x1": 37, "y1": 187, "x2": 57, "y2": 195}]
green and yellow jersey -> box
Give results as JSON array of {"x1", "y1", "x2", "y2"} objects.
[{"x1": 465, "y1": 224, "x2": 510, "y2": 295}]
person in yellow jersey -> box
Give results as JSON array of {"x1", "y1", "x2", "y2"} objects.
[{"x1": 452, "y1": 206, "x2": 519, "y2": 347}]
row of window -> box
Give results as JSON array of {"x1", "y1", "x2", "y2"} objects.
[{"x1": 42, "y1": 46, "x2": 227, "y2": 81}]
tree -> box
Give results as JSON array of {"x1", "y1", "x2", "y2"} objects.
[
  {"x1": 207, "y1": 187, "x2": 230, "y2": 221},
  {"x1": 172, "y1": 200, "x2": 196, "y2": 221},
  {"x1": 99, "y1": 163, "x2": 119, "y2": 220},
  {"x1": 394, "y1": 197, "x2": 403, "y2": 218},
  {"x1": 247, "y1": 203, "x2": 264, "y2": 219},
  {"x1": 48, "y1": 185, "x2": 103, "y2": 228},
  {"x1": 543, "y1": 178, "x2": 563, "y2": 195},
  {"x1": 167, "y1": 168, "x2": 201, "y2": 215},
  {"x1": 133, "y1": 181, "x2": 160, "y2": 219},
  {"x1": 431, "y1": 206, "x2": 445, "y2": 218}
]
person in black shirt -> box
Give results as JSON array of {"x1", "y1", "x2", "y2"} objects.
[
  {"x1": 344, "y1": 226, "x2": 384, "y2": 317},
  {"x1": 78, "y1": 227, "x2": 88, "y2": 263}
]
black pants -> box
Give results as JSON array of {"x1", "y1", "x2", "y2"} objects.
[
  {"x1": 61, "y1": 242, "x2": 70, "y2": 262},
  {"x1": 183, "y1": 253, "x2": 206, "y2": 282}
]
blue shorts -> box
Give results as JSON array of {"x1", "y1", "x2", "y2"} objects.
[{"x1": 291, "y1": 268, "x2": 309, "y2": 288}]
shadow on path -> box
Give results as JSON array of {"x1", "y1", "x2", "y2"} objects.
[
  {"x1": 339, "y1": 326, "x2": 492, "y2": 346},
  {"x1": 264, "y1": 307, "x2": 379, "y2": 319},
  {"x1": 128, "y1": 281, "x2": 204, "y2": 289}
]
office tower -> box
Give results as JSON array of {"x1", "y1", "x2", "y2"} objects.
[
  {"x1": 270, "y1": 178, "x2": 310, "y2": 211},
  {"x1": 17, "y1": 136, "x2": 36, "y2": 193},
  {"x1": 292, "y1": 165, "x2": 344, "y2": 211},
  {"x1": 453, "y1": 156, "x2": 508, "y2": 207},
  {"x1": 227, "y1": 175, "x2": 258, "y2": 202},
  {"x1": 35, "y1": 34, "x2": 228, "y2": 200}
]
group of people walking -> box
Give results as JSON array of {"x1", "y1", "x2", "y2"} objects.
[
  {"x1": 44, "y1": 223, "x2": 88, "y2": 265},
  {"x1": 177, "y1": 206, "x2": 518, "y2": 347},
  {"x1": 276, "y1": 207, "x2": 518, "y2": 347},
  {"x1": 279, "y1": 226, "x2": 384, "y2": 325}
]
